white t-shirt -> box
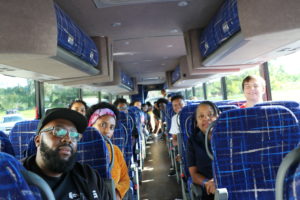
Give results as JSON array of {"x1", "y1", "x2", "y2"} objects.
[{"x1": 169, "y1": 113, "x2": 180, "y2": 135}]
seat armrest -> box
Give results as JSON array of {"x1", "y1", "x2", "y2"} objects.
[{"x1": 214, "y1": 188, "x2": 228, "y2": 200}]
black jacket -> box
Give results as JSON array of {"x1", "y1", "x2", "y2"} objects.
[{"x1": 23, "y1": 154, "x2": 112, "y2": 200}]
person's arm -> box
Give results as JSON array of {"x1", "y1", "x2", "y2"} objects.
[
  {"x1": 188, "y1": 167, "x2": 215, "y2": 194},
  {"x1": 114, "y1": 147, "x2": 130, "y2": 199},
  {"x1": 186, "y1": 137, "x2": 215, "y2": 195}
]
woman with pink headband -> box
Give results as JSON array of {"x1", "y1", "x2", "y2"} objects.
[{"x1": 87, "y1": 102, "x2": 130, "y2": 200}]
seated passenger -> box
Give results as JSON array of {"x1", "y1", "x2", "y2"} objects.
[
  {"x1": 168, "y1": 94, "x2": 185, "y2": 176},
  {"x1": 23, "y1": 108, "x2": 111, "y2": 199},
  {"x1": 87, "y1": 102, "x2": 130, "y2": 200},
  {"x1": 240, "y1": 75, "x2": 266, "y2": 108},
  {"x1": 69, "y1": 99, "x2": 88, "y2": 116},
  {"x1": 187, "y1": 101, "x2": 220, "y2": 200},
  {"x1": 169, "y1": 94, "x2": 185, "y2": 147},
  {"x1": 132, "y1": 100, "x2": 142, "y2": 110},
  {"x1": 113, "y1": 98, "x2": 129, "y2": 113}
]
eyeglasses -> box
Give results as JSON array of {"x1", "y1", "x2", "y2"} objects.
[{"x1": 40, "y1": 126, "x2": 82, "y2": 141}]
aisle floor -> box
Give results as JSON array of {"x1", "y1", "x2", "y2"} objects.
[{"x1": 140, "y1": 137, "x2": 182, "y2": 200}]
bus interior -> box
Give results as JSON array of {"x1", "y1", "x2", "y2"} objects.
[{"x1": 1, "y1": 0, "x2": 300, "y2": 199}]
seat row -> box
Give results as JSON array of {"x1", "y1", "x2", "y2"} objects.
[
  {"x1": 164, "y1": 100, "x2": 300, "y2": 200},
  {"x1": 0, "y1": 106, "x2": 148, "y2": 200}
]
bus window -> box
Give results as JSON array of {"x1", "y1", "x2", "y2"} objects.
[
  {"x1": 100, "y1": 91, "x2": 111, "y2": 103},
  {"x1": 194, "y1": 85, "x2": 204, "y2": 100},
  {"x1": 82, "y1": 89, "x2": 99, "y2": 106},
  {"x1": 185, "y1": 88, "x2": 193, "y2": 100},
  {"x1": 269, "y1": 51, "x2": 300, "y2": 101},
  {"x1": 0, "y1": 75, "x2": 35, "y2": 121},
  {"x1": 226, "y1": 66, "x2": 260, "y2": 100},
  {"x1": 44, "y1": 83, "x2": 78, "y2": 109},
  {"x1": 206, "y1": 78, "x2": 223, "y2": 101}
]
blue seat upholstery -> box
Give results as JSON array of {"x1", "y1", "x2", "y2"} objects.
[
  {"x1": 0, "y1": 131, "x2": 15, "y2": 156},
  {"x1": 112, "y1": 121, "x2": 127, "y2": 153},
  {"x1": 9, "y1": 120, "x2": 39, "y2": 160},
  {"x1": 255, "y1": 101, "x2": 300, "y2": 120},
  {"x1": 54, "y1": 3, "x2": 99, "y2": 66},
  {"x1": 118, "y1": 111, "x2": 133, "y2": 166},
  {"x1": 179, "y1": 104, "x2": 198, "y2": 173},
  {"x1": 218, "y1": 104, "x2": 238, "y2": 112},
  {"x1": 255, "y1": 101, "x2": 300, "y2": 109},
  {"x1": 0, "y1": 152, "x2": 42, "y2": 200},
  {"x1": 199, "y1": 0, "x2": 240, "y2": 58},
  {"x1": 166, "y1": 103, "x2": 175, "y2": 134},
  {"x1": 211, "y1": 106, "x2": 300, "y2": 200},
  {"x1": 77, "y1": 127, "x2": 111, "y2": 179},
  {"x1": 214, "y1": 100, "x2": 234, "y2": 106},
  {"x1": 128, "y1": 107, "x2": 143, "y2": 162}
]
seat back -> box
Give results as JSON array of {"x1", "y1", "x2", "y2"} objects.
[
  {"x1": 212, "y1": 106, "x2": 300, "y2": 200},
  {"x1": 118, "y1": 111, "x2": 133, "y2": 166},
  {"x1": 112, "y1": 121, "x2": 127, "y2": 153},
  {"x1": 179, "y1": 104, "x2": 198, "y2": 177},
  {"x1": 77, "y1": 127, "x2": 111, "y2": 179},
  {"x1": 166, "y1": 103, "x2": 175, "y2": 133},
  {"x1": 9, "y1": 120, "x2": 39, "y2": 160},
  {"x1": 0, "y1": 131, "x2": 15, "y2": 156},
  {"x1": 0, "y1": 152, "x2": 46, "y2": 200},
  {"x1": 218, "y1": 104, "x2": 238, "y2": 112},
  {"x1": 255, "y1": 101, "x2": 300, "y2": 121}
]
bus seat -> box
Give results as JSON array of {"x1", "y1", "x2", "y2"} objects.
[
  {"x1": 0, "y1": 152, "x2": 55, "y2": 200},
  {"x1": 228, "y1": 100, "x2": 246, "y2": 107},
  {"x1": 211, "y1": 106, "x2": 300, "y2": 200},
  {"x1": 179, "y1": 104, "x2": 198, "y2": 198},
  {"x1": 214, "y1": 100, "x2": 234, "y2": 106},
  {"x1": 77, "y1": 127, "x2": 111, "y2": 179},
  {"x1": 275, "y1": 145, "x2": 300, "y2": 200},
  {"x1": 112, "y1": 121, "x2": 127, "y2": 153},
  {"x1": 255, "y1": 101, "x2": 300, "y2": 109},
  {"x1": 255, "y1": 101, "x2": 300, "y2": 121},
  {"x1": 218, "y1": 105, "x2": 238, "y2": 112},
  {"x1": 118, "y1": 111, "x2": 133, "y2": 166},
  {"x1": 77, "y1": 127, "x2": 117, "y2": 200},
  {"x1": 9, "y1": 120, "x2": 39, "y2": 160},
  {"x1": 0, "y1": 130, "x2": 15, "y2": 156}
]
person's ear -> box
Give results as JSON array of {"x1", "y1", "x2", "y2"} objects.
[{"x1": 35, "y1": 135, "x2": 41, "y2": 147}]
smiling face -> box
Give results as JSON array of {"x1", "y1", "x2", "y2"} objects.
[
  {"x1": 196, "y1": 104, "x2": 217, "y2": 134},
  {"x1": 92, "y1": 115, "x2": 116, "y2": 139},
  {"x1": 243, "y1": 78, "x2": 265, "y2": 104},
  {"x1": 172, "y1": 98, "x2": 185, "y2": 114}
]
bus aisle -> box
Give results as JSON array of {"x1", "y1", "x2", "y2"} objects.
[{"x1": 141, "y1": 136, "x2": 182, "y2": 200}]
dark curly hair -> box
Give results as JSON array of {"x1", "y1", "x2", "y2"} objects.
[
  {"x1": 171, "y1": 94, "x2": 184, "y2": 102},
  {"x1": 157, "y1": 98, "x2": 169, "y2": 106},
  {"x1": 193, "y1": 101, "x2": 220, "y2": 134},
  {"x1": 113, "y1": 98, "x2": 128, "y2": 107},
  {"x1": 86, "y1": 102, "x2": 119, "y2": 121},
  {"x1": 68, "y1": 99, "x2": 88, "y2": 110}
]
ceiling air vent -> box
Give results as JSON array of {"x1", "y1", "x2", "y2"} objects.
[{"x1": 93, "y1": 0, "x2": 184, "y2": 8}]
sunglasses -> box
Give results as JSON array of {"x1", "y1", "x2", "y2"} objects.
[{"x1": 40, "y1": 126, "x2": 82, "y2": 141}]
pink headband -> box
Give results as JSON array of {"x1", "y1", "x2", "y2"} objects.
[{"x1": 88, "y1": 108, "x2": 116, "y2": 127}]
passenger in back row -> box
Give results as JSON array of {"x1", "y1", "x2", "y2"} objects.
[
  {"x1": 168, "y1": 94, "x2": 185, "y2": 176},
  {"x1": 69, "y1": 99, "x2": 88, "y2": 116},
  {"x1": 23, "y1": 108, "x2": 111, "y2": 199},
  {"x1": 187, "y1": 101, "x2": 220, "y2": 200},
  {"x1": 87, "y1": 102, "x2": 130, "y2": 200},
  {"x1": 240, "y1": 75, "x2": 266, "y2": 108}
]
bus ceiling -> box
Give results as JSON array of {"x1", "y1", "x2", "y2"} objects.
[{"x1": 0, "y1": 0, "x2": 299, "y2": 93}]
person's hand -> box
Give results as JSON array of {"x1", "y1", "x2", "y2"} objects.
[
  {"x1": 116, "y1": 190, "x2": 122, "y2": 200},
  {"x1": 204, "y1": 179, "x2": 215, "y2": 195}
]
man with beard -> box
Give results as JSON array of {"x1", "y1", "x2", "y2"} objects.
[{"x1": 23, "y1": 108, "x2": 111, "y2": 200}]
